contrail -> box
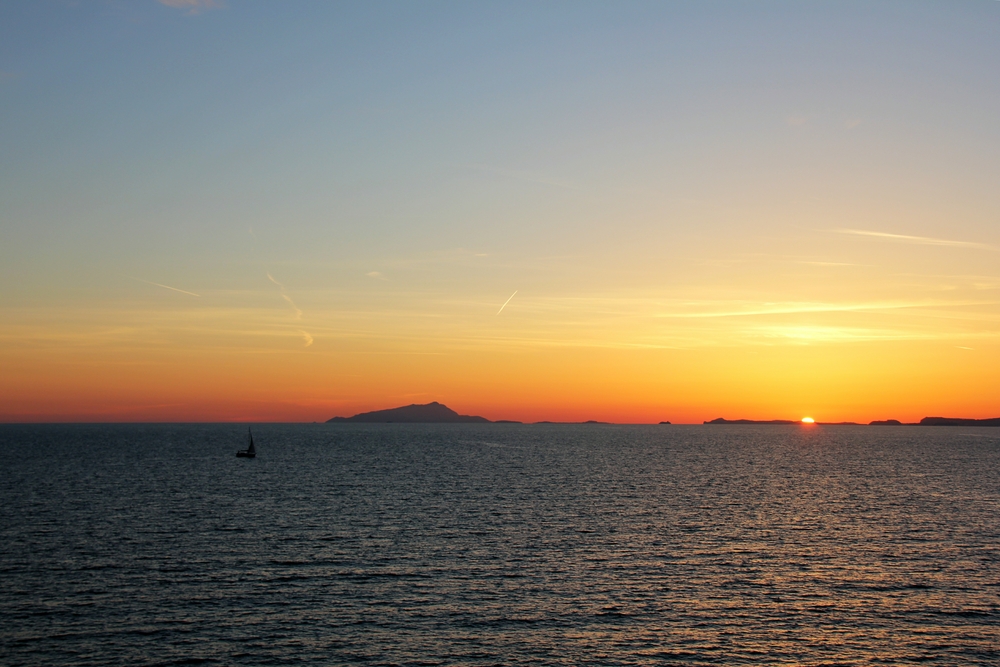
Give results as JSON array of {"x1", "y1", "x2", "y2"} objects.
[
  {"x1": 131, "y1": 277, "x2": 200, "y2": 297},
  {"x1": 268, "y1": 272, "x2": 303, "y2": 319},
  {"x1": 281, "y1": 294, "x2": 303, "y2": 319},
  {"x1": 497, "y1": 290, "x2": 518, "y2": 315}
]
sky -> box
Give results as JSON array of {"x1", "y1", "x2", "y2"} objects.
[{"x1": 2, "y1": 0, "x2": 999, "y2": 423}]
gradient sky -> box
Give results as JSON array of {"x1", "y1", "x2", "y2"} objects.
[{"x1": 2, "y1": 1, "x2": 999, "y2": 423}]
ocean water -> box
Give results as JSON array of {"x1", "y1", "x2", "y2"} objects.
[{"x1": 1, "y1": 423, "x2": 998, "y2": 666}]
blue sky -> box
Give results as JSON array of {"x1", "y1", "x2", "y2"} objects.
[{"x1": 5, "y1": 2, "x2": 998, "y2": 275}]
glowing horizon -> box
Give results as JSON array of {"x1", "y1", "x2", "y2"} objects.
[{"x1": 2, "y1": 3, "x2": 999, "y2": 423}]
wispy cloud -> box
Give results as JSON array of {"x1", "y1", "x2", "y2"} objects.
[
  {"x1": 749, "y1": 324, "x2": 930, "y2": 344},
  {"x1": 300, "y1": 331, "x2": 314, "y2": 347},
  {"x1": 655, "y1": 300, "x2": 994, "y2": 319},
  {"x1": 157, "y1": 0, "x2": 224, "y2": 15},
  {"x1": 366, "y1": 271, "x2": 387, "y2": 280},
  {"x1": 834, "y1": 228, "x2": 995, "y2": 250}
]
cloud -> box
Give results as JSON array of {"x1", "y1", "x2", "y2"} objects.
[
  {"x1": 366, "y1": 271, "x2": 387, "y2": 280},
  {"x1": 834, "y1": 228, "x2": 995, "y2": 250},
  {"x1": 750, "y1": 324, "x2": 923, "y2": 344},
  {"x1": 846, "y1": 118, "x2": 863, "y2": 129},
  {"x1": 157, "y1": 0, "x2": 224, "y2": 15},
  {"x1": 300, "y1": 331, "x2": 314, "y2": 347},
  {"x1": 655, "y1": 300, "x2": 994, "y2": 319}
]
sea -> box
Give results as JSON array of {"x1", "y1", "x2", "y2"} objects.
[{"x1": 1, "y1": 423, "x2": 998, "y2": 666}]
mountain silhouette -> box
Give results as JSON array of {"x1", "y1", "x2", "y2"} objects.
[{"x1": 327, "y1": 402, "x2": 490, "y2": 423}]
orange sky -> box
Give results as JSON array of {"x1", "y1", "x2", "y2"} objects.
[
  {"x1": 3, "y1": 290, "x2": 998, "y2": 423},
  {"x1": 2, "y1": 3, "x2": 999, "y2": 422}
]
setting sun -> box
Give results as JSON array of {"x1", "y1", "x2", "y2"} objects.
[{"x1": 802, "y1": 417, "x2": 815, "y2": 424}]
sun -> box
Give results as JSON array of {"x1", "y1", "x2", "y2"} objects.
[{"x1": 801, "y1": 417, "x2": 815, "y2": 424}]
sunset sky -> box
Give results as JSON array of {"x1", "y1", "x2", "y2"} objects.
[{"x1": 2, "y1": 1, "x2": 999, "y2": 423}]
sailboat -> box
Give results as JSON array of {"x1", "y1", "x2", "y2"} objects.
[{"x1": 236, "y1": 427, "x2": 256, "y2": 458}]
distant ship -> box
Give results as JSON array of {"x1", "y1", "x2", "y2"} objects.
[{"x1": 236, "y1": 428, "x2": 256, "y2": 458}]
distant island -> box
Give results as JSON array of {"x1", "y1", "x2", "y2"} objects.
[
  {"x1": 704, "y1": 418, "x2": 798, "y2": 425},
  {"x1": 919, "y1": 416, "x2": 1000, "y2": 427},
  {"x1": 707, "y1": 416, "x2": 1000, "y2": 427},
  {"x1": 869, "y1": 417, "x2": 1000, "y2": 426},
  {"x1": 327, "y1": 402, "x2": 490, "y2": 423},
  {"x1": 534, "y1": 420, "x2": 610, "y2": 424},
  {"x1": 326, "y1": 403, "x2": 619, "y2": 424}
]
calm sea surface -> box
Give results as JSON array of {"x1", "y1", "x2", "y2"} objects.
[{"x1": 1, "y1": 424, "x2": 998, "y2": 665}]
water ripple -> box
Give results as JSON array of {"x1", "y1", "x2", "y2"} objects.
[{"x1": 1, "y1": 423, "x2": 999, "y2": 665}]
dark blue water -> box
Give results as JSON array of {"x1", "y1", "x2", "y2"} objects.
[{"x1": 1, "y1": 424, "x2": 998, "y2": 665}]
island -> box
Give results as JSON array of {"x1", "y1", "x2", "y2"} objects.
[
  {"x1": 704, "y1": 418, "x2": 798, "y2": 425},
  {"x1": 868, "y1": 417, "x2": 1000, "y2": 426},
  {"x1": 919, "y1": 416, "x2": 1000, "y2": 427},
  {"x1": 534, "y1": 420, "x2": 611, "y2": 424},
  {"x1": 327, "y1": 402, "x2": 490, "y2": 423}
]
